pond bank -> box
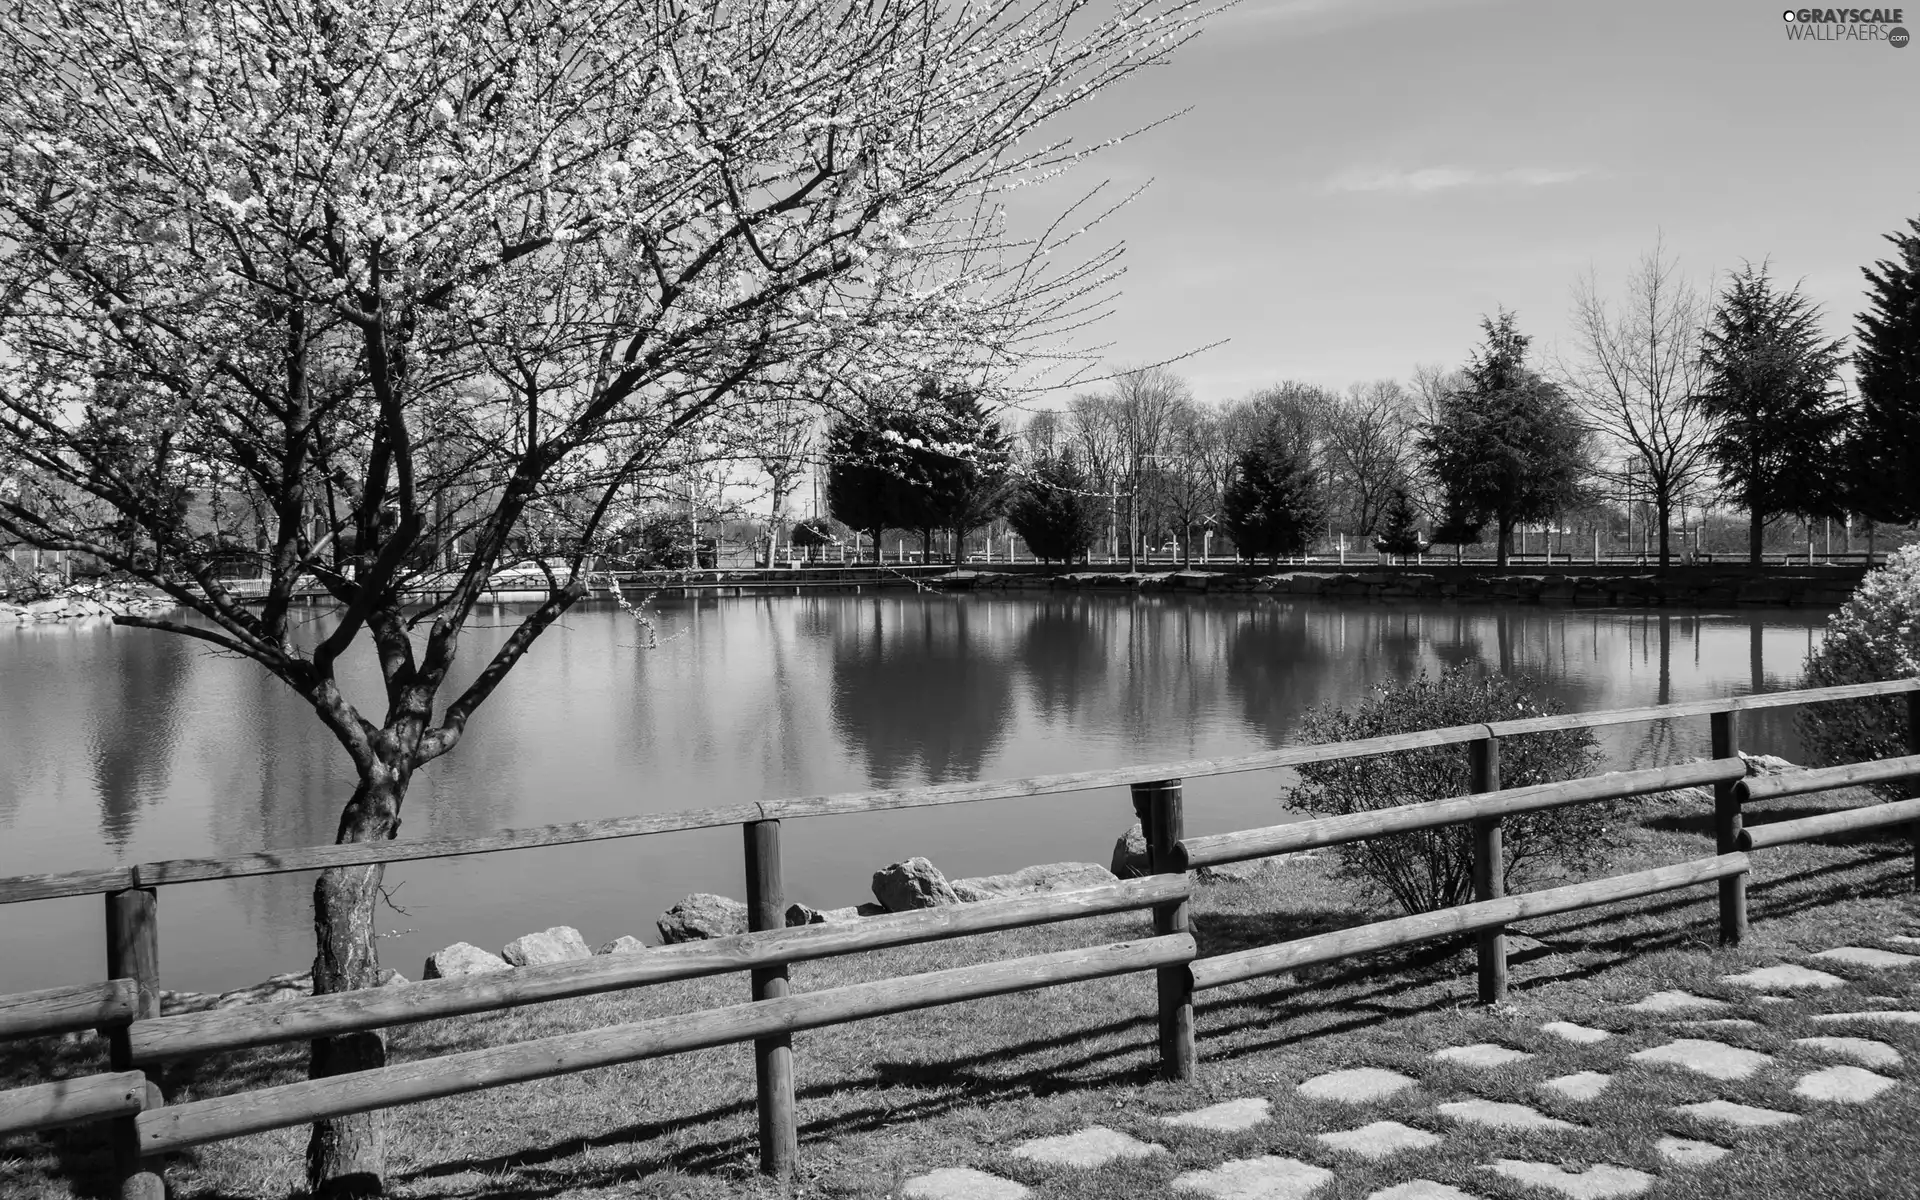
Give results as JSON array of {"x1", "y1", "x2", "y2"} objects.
[{"x1": 937, "y1": 567, "x2": 1860, "y2": 608}]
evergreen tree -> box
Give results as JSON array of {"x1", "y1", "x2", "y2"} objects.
[
  {"x1": 1848, "y1": 215, "x2": 1920, "y2": 525},
  {"x1": 1428, "y1": 490, "x2": 1485, "y2": 563},
  {"x1": 1419, "y1": 311, "x2": 1588, "y2": 569},
  {"x1": 824, "y1": 410, "x2": 911, "y2": 559},
  {"x1": 1374, "y1": 487, "x2": 1427, "y2": 560},
  {"x1": 1221, "y1": 437, "x2": 1326, "y2": 565},
  {"x1": 1696, "y1": 262, "x2": 1852, "y2": 563},
  {"x1": 1007, "y1": 451, "x2": 1102, "y2": 563}
]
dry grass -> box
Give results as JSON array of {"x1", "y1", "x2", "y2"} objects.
[{"x1": 5, "y1": 782, "x2": 1919, "y2": 1199}]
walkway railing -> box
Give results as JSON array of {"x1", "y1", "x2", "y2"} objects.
[{"x1": 1, "y1": 677, "x2": 1916, "y2": 1197}]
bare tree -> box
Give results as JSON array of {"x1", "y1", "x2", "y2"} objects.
[
  {"x1": 1067, "y1": 391, "x2": 1124, "y2": 560},
  {"x1": 732, "y1": 384, "x2": 823, "y2": 567},
  {"x1": 1325, "y1": 379, "x2": 1417, "y2": 539},
  {"x1": 1562, "y1": 241, "x2": 1716, "y2": 572},
  {"x1": 1107, "y1": 365, "x2": 1189, "y2": 569}
]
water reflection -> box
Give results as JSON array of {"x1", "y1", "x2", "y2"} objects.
[
  {"x1": 0, "y1": 595, "x2": 1831, "y2": 992},
  {"x1": 830, "y1": 599, "x2": 1014, "y2": 786}
]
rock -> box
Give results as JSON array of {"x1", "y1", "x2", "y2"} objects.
[
  {"x1": 1740, "y1": 752, "x2": 1798, "y2": 775},
  {"x1": 950, "y1": 862, "x2": 1116, "y2": 900},
  {"x1": 501, "y1": 925, "x2": 591, "y2": 967},
  {"x1": 1110, "y1": 822, "x2": 1151, "y2": 878},
  {"x1": 596, "y1": 935, "x2": 647, "y2": 955},
  {"x1": 785, "y1": 903, "x2": 828, "y2": 926},
  {"x1": 656, "y1": 893, "x2": 749, "y2": 942},
  {"x1": 423, "y1": 942, "x2": 512, "y2": 979},
  {"x1": 871, "y1": 857, "x2": 959, "y2": 911}
]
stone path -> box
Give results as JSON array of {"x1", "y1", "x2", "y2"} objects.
[{"x1": 899, "y1": 940, "x2": 1916, "y2": 1200}]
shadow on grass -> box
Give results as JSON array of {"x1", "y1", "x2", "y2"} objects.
[{"x1": 394, "y1": 1010, "x2": 1167, "y2": 1197}]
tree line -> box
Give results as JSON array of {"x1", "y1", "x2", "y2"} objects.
[{"x1": 810, "y1": 223, "x2": 1920, "y2": 571}]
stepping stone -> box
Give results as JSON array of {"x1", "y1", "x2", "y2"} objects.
[
  {"x1": 1438, "y1": 1099, "x2": 1578, "y2": 1132},
  {"x1": 1367, "y1": 1184, "x2": 1482, "y2": 1200},
  {"x1": 1298, "y1": 1067, "x2": 1416, "y2": 1103},
  {"x1": 1490, "y1": 1160, "x2": 1653, "y2": 1199},
  {"x1": 1722, "y1": 964, "x2": 1845, "y2": 990},
  {"x1": 1163, "y1": 1098, "x2": 1272, "y2": 1132},
  {"x1": 1793, "y1": 1036, "x2": 1902, "y2": 1068},
  {"x1": 1815, "y1": 946, "x2": 1920, "y2": 969},
  {"x1": 1656, "y1": 1136, "x2": 1729, "y2": 1168},
  {"x1": 1675, "y1": 1099, "x2": 1801, "y2": 1128},
  {"x1": 1813, "y1": 1010, "x2": 1920, "y2": 1025},
  {"x1": 1628, "y1": 990, "x2": 1725, "y2": 1013},
  {"x1": 902, "y1": 1167, "x2": 1032, "y2": 1200},
  {"x1": 1009, "y1": 1126, "x2": 1162, "y2": 1168},
  {"x1": 1170, "y1": 1156, "x2": 1333, "y2": 1199},
  {"x1": 1316, "y1": 1120, "x2": 1441, "y2": 1159},
  {"x1": 1890, "y1": 935, "x2": 1920, "y2": 945},
  {"x1": 1433, "y1": 1043, "x2": 1532, "y2": 1068},
  {"x1": 1795, "y1": 1064, "x2": 1898, "y2": 1103},
  {"x1": 1540, "y1": 1071, "x2": 1611, "y2": 1101},
  {"x1": 1630, "y1": 1038, "x2": 1772, "y2": 1081},
  {"x1": 1542, "y1": 1021, "x2": 1611, "y2": 1044}
]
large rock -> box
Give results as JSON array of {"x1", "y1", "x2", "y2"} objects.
[
  {"x1": 656, "y1": 893, "x2": 749, "y2": 943},
  {"x1": 1741, "y1": 753, "x2": 1798, "y2": 776},
  {"x1": 1110, "y1": 822, "x2": 1152, "y2": 878},
  {"x1": 423, "y1": 942, "x2": 512, "y2": 980},
  {"x1": 502, "y1": 925, "x2": 592, "y2": 967},
  {"x1": 871, "y1": 857, "x2": 960, "y2": 911},
  {"x1": 951, "y1": 862, "x2": 1117, "y2": 901},
  {"x1": 785, "y1": 903, "x2": 828, "y2": 927},
  {"x1": 596, "y1": 935, "x2": 647, "y2": 956}
]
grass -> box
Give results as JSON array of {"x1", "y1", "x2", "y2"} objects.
[{"x1": 5, "y1": 780, "x2": 1920, "y2": 1199}]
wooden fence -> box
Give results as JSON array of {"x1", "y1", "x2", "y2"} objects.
[{"x1": 2, "y1": 677, "x2": 1917, "y2": 1199}]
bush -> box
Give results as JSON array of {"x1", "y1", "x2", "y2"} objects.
[
  {"x1": 1289, "y1": 668, "x2": 1605, "y2": 915},
  {"x1": 1797, "y1": 544, "x2": 1920, "y2": 800}
]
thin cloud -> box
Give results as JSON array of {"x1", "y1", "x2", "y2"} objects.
[{"x1": 1322, "y1": 166, "x2": 1596, "y2": 194}]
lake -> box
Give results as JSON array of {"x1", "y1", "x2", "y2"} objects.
[{"x1": 0, "y1": 592, "x2": 1828, "y2": 994}]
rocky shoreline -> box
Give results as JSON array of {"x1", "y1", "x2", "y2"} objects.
[
  {"x1": 1, "y1": 582, "x2": 176, "y2": 625},
  {"x1": 936, "y1": 568, "x2": 1857, "y2": 608},
  {"x1": 149, "y1": 836, "x2": 1303, "y2": 1014}
]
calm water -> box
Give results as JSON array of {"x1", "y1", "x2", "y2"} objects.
[{"x1": 0, "y1": 593, "x2": 1828, "y2": 994}]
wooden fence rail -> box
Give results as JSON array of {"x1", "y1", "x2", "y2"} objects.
[
  {"x1": 0, "y1": 1072, "x2": 153, "y2": 1138},
  {"x1": 1189, "y1": 854, "x2": 1749, "y2": 991},
  {"x1": 2, "y1": 675, "x2": 1918, "y2": 1195},
  {"x1": 134, "y1": 933, "x2": 1197, "y2": 1156},
  {"x1": 0, "y1": 980, "x2": 135, "y2": 1042}
]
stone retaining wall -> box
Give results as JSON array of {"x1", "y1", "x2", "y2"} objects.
[{"x1": 936, "y1": 569, "x2": 1855, "y2": 608}]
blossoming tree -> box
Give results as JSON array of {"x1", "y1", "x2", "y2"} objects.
[{"x1": 0, "y1": 0, "x2": 1222, "y2": 1191}]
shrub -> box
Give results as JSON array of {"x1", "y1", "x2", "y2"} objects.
[
  {"x1": 1289, "y1": 668, "x2": 1606, "y2": 915},
  {"x1": 1797, "y1": 544, "x2": 1920, "y2": 799}
]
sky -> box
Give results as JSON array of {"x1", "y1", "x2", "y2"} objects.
[{"x1": 1003, "y1": 0, "x2": 1920, "y2": 407}]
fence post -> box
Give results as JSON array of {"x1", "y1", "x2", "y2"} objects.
[
  {"x1": 105, "y1": 887, "x2": 163, "y2": 1200},
  {"x1": 1907, "y1": 691, "x2": 1920, "y2": 890},
  {"x1": 743, "y1": 819, "x2": 796, "y2": 1180},
  {"x1": 1469, "y1": 735, "x2": 1506, "y2": 1004},
  {"x1": 1712, "y1": 709, "x2": 1746, "y2": 944},
  {"x1": 1133, "y1": 779, "x2": 1194, "y2": 1081}
]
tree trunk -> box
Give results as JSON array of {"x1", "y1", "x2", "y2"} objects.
[
  {"x1": 1655, "y1": 493, "x2": 1672, "y2": 575},
  {"x1": 1748, "y1": 509, "x2": 1764, "y2": 566},
  {"x1": 1495, "y1": 516, "x2": 1513, "y2": 569},
  {"x1": 307, "y1": 773, "x2": 406, "y2": 1198}
]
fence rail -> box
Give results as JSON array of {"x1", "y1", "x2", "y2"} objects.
[{"x1": 2, "y1": 675, "x2": 1918, "y2": 1197}]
